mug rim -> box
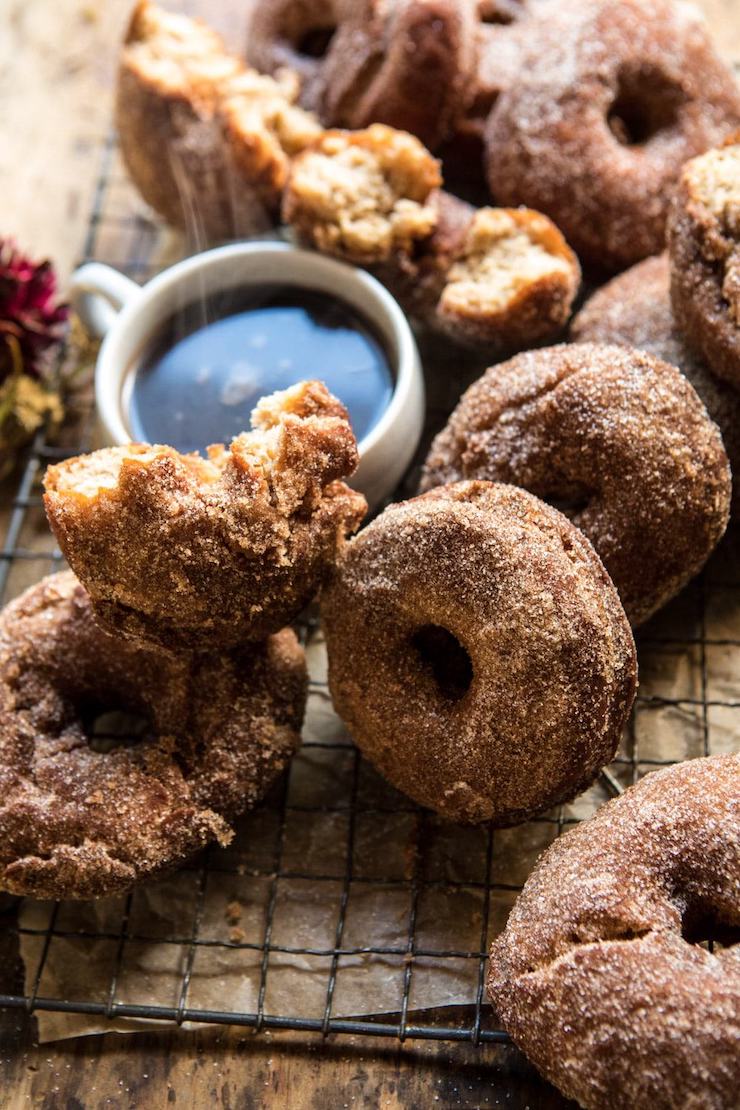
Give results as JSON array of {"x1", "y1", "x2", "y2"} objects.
[{"x1": 95, "y1": 240, "x2": 419, "y2": 459}]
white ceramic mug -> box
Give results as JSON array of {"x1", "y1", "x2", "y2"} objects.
[{"x1": 70, "y1": 241, "x2": 425, "y2": 507}]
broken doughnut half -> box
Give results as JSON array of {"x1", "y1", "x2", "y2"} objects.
[
  {"x1": 283, "y1": 124, "x2": 580, "y2": 351},
  {"x1": 668, "y1": 138, "x2": 740, "y2": 388},
  {"x1": 43, "y1": 381, "x2": 367, "y2": 651},
  {"x1": 116, "y1": 0, "x2": 322, "y2": 242}
]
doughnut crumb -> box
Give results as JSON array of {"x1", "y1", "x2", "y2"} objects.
[{"x1": 682, "y1": 142, "x2": 740, "y2": 322}]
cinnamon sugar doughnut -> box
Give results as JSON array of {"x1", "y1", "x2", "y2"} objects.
[
  {"x1": 0, "y1": 572, "x2": 307, "y2": 900},
  {"x1": 484, "y1": 0, "x2": 740, "y2": 271},
  {"x1": 571, "y1": 253, "x2": 740, "y2": 515},
  {"x1": 322, "y1": 481, "x2": 636, "y2": 825},
  {"x1": 43, "y1": 381, "x2": 366, "y2": 651},
  {"x1": 668, "y1": 140, "x2": 740, "y2": 388},
  {"x1": 117, "y1": 1, "x2": 321, "y2": 241},
  {"x1": 420, "y1": 344, "x2": 731, "y2": 625},
  {"x1": 488, "y1": 753, "x2": 740, "y2": 1110},
  {"x1": 247, "y1": 0, "x2": 478, "y2": 150},
  {"x1": 284, "y1": 127, "x2": 580, "y2": 350}
]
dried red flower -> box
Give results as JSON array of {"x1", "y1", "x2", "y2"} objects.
[{"x1": 0, "y1": 238, "x2": 69, "y2": 385}]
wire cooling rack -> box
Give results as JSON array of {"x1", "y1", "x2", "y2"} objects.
[{"x1": 0, "y1": 134, "x2": 739, "y2": 1045}]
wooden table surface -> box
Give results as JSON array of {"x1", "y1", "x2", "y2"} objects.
[{"x1": 1, "y1": 0, "x2": 738, "y2": 1106}]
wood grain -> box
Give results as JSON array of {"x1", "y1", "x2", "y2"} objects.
[{"x1": 0, "y1": 0, "x2": 737, "y2": 1106}]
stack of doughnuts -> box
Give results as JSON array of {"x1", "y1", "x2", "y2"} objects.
[
  {"x1": 244, "y1": 0, "x2": 740, "y2": 271},
  {"x1": 120, "y1": 2, "x2": 740, "y2": 281},
  {"x1": 29, "y1": 2, "x2": 738, "y2": 1101},
  {"x1": 0, "y1": 381, "x2": 366, "y2": 899}
]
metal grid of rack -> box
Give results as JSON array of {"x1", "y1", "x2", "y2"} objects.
[{"x1": 0, "y1": 135, "x2": 738, "y2": 1043}]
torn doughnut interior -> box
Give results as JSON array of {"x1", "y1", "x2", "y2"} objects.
[
  {"x1": 284, "y1": 124, "x2": 441, "y2": 263},
  {"x1": 438, "y1": 208, "x2": 578, "y2": 325}
]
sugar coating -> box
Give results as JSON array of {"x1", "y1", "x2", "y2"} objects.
[
  {"x1": 488, "y1": 753, "x2": 740, "y2": 1110},
  {"x1": 484, "y1": 0, "x2": 740, "y2": 271},
  {"x1": 421, "y1": 342, "x2": 732, "y2": 626},
  {"x1": 669, "y1": 140, "x2": 740, "y2": 387},
  {"x1": 43, "y1": 381, "x2": 367, "y2": 650},
  {"x1": 247, "y1": 0, "x2": 479, "y2": 151},
  {"x1": 0, "y1": 571, "x2": 307, "y2": 900},
  {"x1": 322, "y1": 481, "x2": 636, "y2": 825},
  {"x1": 571, "y1": 252, "x2": 740, "y2": 515}
]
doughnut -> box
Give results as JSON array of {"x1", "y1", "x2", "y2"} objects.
[
  {"x1": 0, "y1": 572, "x2": 307, "y2": 900},
  {"x1": 246, "y1": 0, "x2": 478, "y2": 150},
  {"x1": 442, "y1": 0, "x2": 546, "y2": 175},
  {"x1": 283, "y1": 126, "x2": 580, "y2": 350},
  {"x1": 43, "y1": 381, "x2": 367, "y2": 651},
  {"x1": 420, "y1": 344, "x2": 731, "y2": 626},
  {"x1": 484, "y1": 0, "x2": 740, "y2": 272},
  {"x1": 668, "y1": 139, "x2": 740, "y2": 388},
  {"x1": 244, "y1": 0, "x2": 342, "y2": 94},
  {"x1": 488, "y1": 753, "x2": 740, "y2": 1110},
  {"x1": 117, "y1": 1, "x2": 321, "y2": 241},
  {"x1": 571, "y1": 253, "x2": 740, "y2": 515},
  {"x1": 321, "y1": 481, "x2": 637, "y2": 825}
]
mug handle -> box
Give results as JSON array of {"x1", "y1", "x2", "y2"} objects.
[{"x1": 70, "y1": 263, "x2": 142, "y2": 339}]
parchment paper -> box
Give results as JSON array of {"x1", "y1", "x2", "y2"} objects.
[{"x1": 16, "y1": 538, "x2": 740, "y2": 1044}]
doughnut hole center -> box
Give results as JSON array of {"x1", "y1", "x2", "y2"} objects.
[
  {"x1": 682, "y1": 900, "x2": 740, "y2": 953},
  {"x1": 411, "y1": 624, "x2": 473, "y2": 701},
  {"x1": 79, "y1": 698, "x2": 151, "y2": 753},
  {"x1": 607, "y1": 67, "x2": 684, "y2": 146},
  {"x1": 538, "y1": 482, "x2": 594, "y2": 520},
  {"x1": 478, "y1": 1, "x2": 522, "y2": 26},
  {"x1": 296, "y1": 26, "x2": 336, "y2": 58}
]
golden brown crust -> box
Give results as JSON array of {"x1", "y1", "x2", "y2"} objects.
[
  {"x1": 43, "y1": 381, "x2": 367, "y2": 650},
  {"x1": 420, "y1": 343, "x2": 731, "y2": 626},
  {"x1": 116, "y1": 1, "x2": 321, "y2": 242},
  {"x1": 246, "y1": 0, "x2": 479, "y2": 150},
  {"x1": 571, "y1": 253, "x2": 740, "y2": 516},
  {"x1": 668, "y1": 140, "x2": 740, "y2": 388},
  {"x1": 484, "y1": 0, "x2": 740, "y2": 272},
  {"x1": 0, "y1": 572, "x2": 307, "y2": 900},
  {"x1": 283, "y1": 126, "x2": 579, "y2": 350},
  {"x1": 488, "y1": 753, "x2": 740, "y2": 1110},
  {"x1": 322, "y1": 480, "x2": 636, "y2": 825}
]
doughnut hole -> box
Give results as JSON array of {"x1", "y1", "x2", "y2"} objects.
[
  {"x1": 538, "y1": 483, "x2": 595, "y2": 521},
  {"x1": 410, "y1": 624, "x2": 474, "y2": 702},
  {"x1": 478, "y1": 0, "x2": 524, "y2": 25},
  {"x1": 681, "y1": 898, "x2": 740, "y2": 953},
  {"x1": 75, "y1": 692, "x2": 153, "y2": 754},
  {"x1": 607, "y1": 65, "x2": 685, "y2": 146},
  {"x1": 295, "y1": 25, "x2": 336, "y2": 59}
]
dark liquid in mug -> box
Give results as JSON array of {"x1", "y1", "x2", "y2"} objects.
[{"x1": 128, "y1": 286, "x2": 394, "y2": 454}]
